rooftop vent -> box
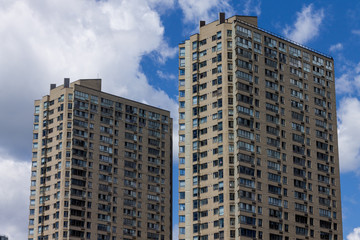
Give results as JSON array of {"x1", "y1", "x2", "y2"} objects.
[
  {"x1": 64, "y1": 78, "x2": 70, "y2": 88},
  {"x1": 219, "y1": 12, "x2": 225, "y2": 24}
]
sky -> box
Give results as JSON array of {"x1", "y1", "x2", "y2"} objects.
[{"x1": 1, "y1": 0, "x2": 360, "y2": 239}]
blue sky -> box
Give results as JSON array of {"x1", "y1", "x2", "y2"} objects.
[{"x1": 1, "y1": 0, "x2": 360, "y2": 239}]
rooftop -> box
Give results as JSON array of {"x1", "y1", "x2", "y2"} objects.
[{"x1": 184, "y1": 13, "x2": 332, "y2": 60}]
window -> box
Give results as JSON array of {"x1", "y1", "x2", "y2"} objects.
[
  {"x1": 179, "y1": 90, "x2": 185, "y2": 97},
  {"x1": 180, "y1": 101, "x2": 185, "y2": 108},
  {"x1": 253, "y1": 32, "x2": 261, "y2": 42},
  {"x1": 179, "y1": 47, "x2": 185, "y2": 56},
  {"x1": 180, "y1": 192, "x2": 185, "y2": 199},
  {"x1": 179, "y1": 58, "x2": 185, "y2": 67},
  {"x1": 237, "y1": 141, "x2": 254, "y2": 152},
  {"x1": 237, "y1": 105, "x2": 253, "y2": 116},
  {"x1": 179, "y1": 203, "x2": 185, "y2": 211},
  {"x1": 268, "y1": 197, "x2": 282, "y2": 207},
  {"x1": 179, "y1": 112, "x2": 185, "y2": 120},
  {"x1": 192, "y1": 52, "x2": 198, "y2": 61},
  {"x1": 216, "y1": 31, "x2": 222, "y2": 39},
  {"x1": 264, "y1": 47, "x2": 277, "y2": 59},
  {"x1": 291, "y1": 89, "x2": 303, "y2": 99},
  {"x1": 237, "y1": 59, "x2": 252, "y2": 70},
  {"x1": 267, "y1": 149, "x2": 280, "y2": 159},
  {"x1": 236, "y1": 26, "x2": 252, "y2": 38},
  {"x1": 289, "y1": 46, "x2": 301, "y2": 57},
  {"x1": 199, "y1": 50, "x2": 207, "y2": 57},
  {"x1": 303, "y1": 62, "x2": 310, "y2": 72},
  {"x1": 192, "y1": 119, "x2": 198, "y2": 127},
  {"x1": 236, "y1": 70, "x2": 252, "y2": 82}
]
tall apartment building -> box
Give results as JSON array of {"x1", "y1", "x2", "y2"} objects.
[
  {"x1": 0, "y1": 235, "x2": 9, "y2": 240},
  {"x1": 28, "y1": 79, "x2": 173, "y2": 240},
  {"x1": 178, "y1": 13, "x2": 342, "y2": 240}
]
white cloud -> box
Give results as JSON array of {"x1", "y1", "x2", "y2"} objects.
[
  {"x1": 242, "y1": 0, "x2": 261, "y2": 16},
  {"x1": 0, "y1": 150, "x2": 31, "y2": 240},
  {"x1": 148, "y1": 0, "x2": 175, "y2": 11},
  {"x1": 0, "y1": 0, "x2": 178, "y2": 160},
  {"x1": 347, "y1": 227, "x2": 360, "y2": 240},
  {"x1": 356, "y1": 62, "x2": 360, "y2": 73},
  {"x1": 283, "y1": 4, "x2": 324, "y2": 44},
  {"x1": 336, "y1": 73, "x2": 355, "y2": 94},
  {"x1": 173, "y1": 223, "x2": 179, "y2": 240},
  {"x1": 178, "y1": 0, "x2": 260, "y2": 26},
  {"x1": 336, "y1": 62, "x2": 360, "y2": 95},
  {"x1": 338, "y1": 97, "x2": 360, "y2": 173},
  {"x1": 352, "y1": 29, "x2": 360, "y2": 36},
  {"x1": 154, "y1": 41, "x2": 178, "y2": 64},
  {"x1": 0, "y1": 0, "x2": 180, "y2": 237},
  {"x1": 178, "y1": 0, "x2": 233, "y2": 24},
  {"x1": 157, "y1": 70, "x2": 177, "y2": 80},
  {"x1": 329, "y1": 43, "x2": 343, "y2": 52}
]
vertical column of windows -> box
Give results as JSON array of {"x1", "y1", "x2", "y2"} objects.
[
  {"x1": 29, "y1": 103, "x2": 41, "y2": 239},
  {"x1": 178, "y1": 43, "x2": 187, "y2": 239}
]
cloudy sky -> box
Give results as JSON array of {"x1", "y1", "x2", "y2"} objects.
[{"x1": 1, "y1": 0, "x2": 360, "y2": 239}]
